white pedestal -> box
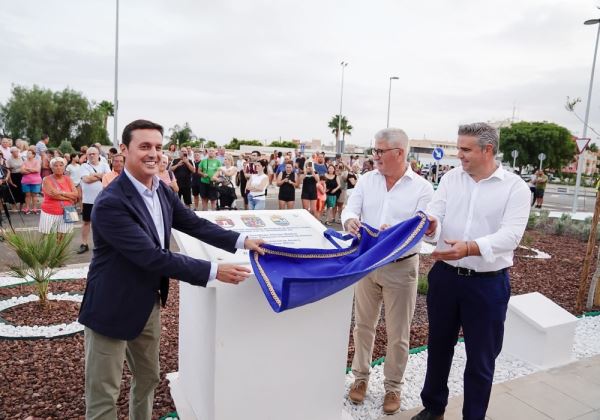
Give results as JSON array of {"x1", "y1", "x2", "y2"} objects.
[
  {"x1": 502, "y1": 292, "x2": 578, "y2": 369},
  {"x1": 169, "y1": 210, "x2": 354, "y2": 420}
]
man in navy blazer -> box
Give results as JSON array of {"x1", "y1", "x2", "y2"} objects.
[{"x1": 79, "y1": 119, "x2": 264, "y2": 419}]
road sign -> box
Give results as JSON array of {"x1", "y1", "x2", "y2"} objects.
[
  {"x1": 576, "y1": 138, "x2": 590, "y2": 154},
  {"x1": 511, "y1": 150, "x2": 519, "y2": 159},
  {"x1": 538, "y1": 152, "x2": 546, "y2": 171},
  {"x1": 432, "y1": 147, "x2": 444, "y2": 161}
]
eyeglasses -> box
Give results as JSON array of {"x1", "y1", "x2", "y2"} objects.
[{"x1": 372, "y1": 147, "x2": 401, "y2": 157}]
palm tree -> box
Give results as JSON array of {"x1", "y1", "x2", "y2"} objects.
[
  {"x1": 327, "y1": 115, "x2": 353, "y2": 152},
  {"x1": 97, "y1": 100, "x2": 114, "y2": 132},
  {"x1": 5, "y1": 231, "x2": 73, "y2": 307}
]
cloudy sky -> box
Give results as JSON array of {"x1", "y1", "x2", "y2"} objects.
[{"x1": 1, "y1": 0, "x2": 600, "y2": 147}]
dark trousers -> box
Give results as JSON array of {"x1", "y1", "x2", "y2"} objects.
[
  {"x1": 421, "y1": 261, "x2": 510, "y2": 420},
  {"x1": 177, "y1": 183, "x2": 192, "y2": 206}
]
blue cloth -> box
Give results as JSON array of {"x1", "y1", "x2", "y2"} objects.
[
  {"x1": 250, "y1": 212, "x2": 429, "y2": 313},
  {"x1": 420, "y1": 261, "x2": 510, "y2": 420}
]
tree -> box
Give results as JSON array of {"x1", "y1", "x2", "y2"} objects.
[
  {"x1": 168, "y1": 122, "x2": 193, "y2": 147},
  {"x1": 0, "y1": 85, "x2": 110, "y2": 149},
  {"x1": 499, "y1": 121, "x2": 576, "y2": 171},
  {"x1": 205, "y1": 140, "x2": 218, "y2": 149},
  {"x1": 327, "y1": 115, "x2": 353, "y2": 152},
  {"x1": 589, "y1": 143, "x2": 598, "y2": 153},
  {"x1": 58, "y1": 140, "x2": 76, "y2": 155},
  {"x1": 223, "y1": 138, "x2": 263, "y2": 150},
  {"x1": 97, "y1": 100, "x2": 114, "y2": 131},
  {"x1": 269, "y1": 140, "x2": 297, "y2": 149}
]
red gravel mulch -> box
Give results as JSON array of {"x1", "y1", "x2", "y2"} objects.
[{"x1": 0, "y1": 229, "x2": 599, "y2": 418}]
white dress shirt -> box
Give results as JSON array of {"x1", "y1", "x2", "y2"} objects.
[
  {"x1": 124, "y1": 169, "x2": 247, "y2": 282},
  {"x1": 426, "y1": 165, "x2": 530, "y2": 272},
  {"x1": 341, "y1": 166, "x2": 434, "y2": 252}
]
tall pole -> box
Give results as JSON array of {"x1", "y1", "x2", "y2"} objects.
[
  {"x1": 337, "y1": 61, "x2": 348, "y2": 154},
  {"x1": 112, "y1": 0, "x2": 120, "y2": 148},
  {"x1": 386, "y1": 76, "x2": 399, "y2": 128},
  {"x1": 573, "y1": 19, "x2": 600, "y2": 213}
]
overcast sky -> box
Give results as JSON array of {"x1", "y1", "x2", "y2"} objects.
[{"x1": 2, "y1": 0, "x2": 600, "y2": 147}]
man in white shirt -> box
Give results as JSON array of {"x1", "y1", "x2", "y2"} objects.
[
  {"x1": 412, "y1": 123, "x2": 530, "y2": 420},
  {"x1": 342, "y1": 128, "x2": 434, "y2": 415},
  {"x1": 78, "y1": 146, "x2": 110, "y2": 254}
]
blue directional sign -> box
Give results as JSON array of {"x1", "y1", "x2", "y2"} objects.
[{"x1": 432, "y1": 147, "x2": 444, "y2": 161}]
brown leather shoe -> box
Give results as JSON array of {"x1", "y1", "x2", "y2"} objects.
[
  {"x1": 348, "y1": 379, "x2": 368, "y2": 404},
  {"x1": 383, "y1": 390, "x2": 400, "y2": 415}
]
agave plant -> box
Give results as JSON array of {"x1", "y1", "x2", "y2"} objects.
[{"x1": 4, "y1": 230, "x2": 74, "y2": 307}]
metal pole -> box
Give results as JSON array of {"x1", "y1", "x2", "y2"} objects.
[
  {"x1": 539, "y1": 158, "x2": 543, "y2": 171},
  {"x1": 337, "y1": 61, "x2": 347, "y2": 154},
  {"x1": 513, "y1": 156, "x2": 516, "y2": 169},
  {"x1": 112, "y1": 0, "x2": 120, "y2": 148},
  {"x1": 386, "y1": 77, "x2": 398, "y2": 128},
  {"x1": 573, "y1": 21, "x2": 600, "y2": 212}
]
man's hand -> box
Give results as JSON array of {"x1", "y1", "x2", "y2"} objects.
[
  {"x1": 430, "y1": 239, "x2": 468, "y2": 261},
  {"x1": 244, "y1": 238, "x2": 266, "y2": 255},
  {"x1": 425, "y1": 216, "x2": 437, "y2": 236},
  {"x1": 379, "y1": 223, "x2": 390, "y2": 231},
  {"x1": 344, "y1": 218, "x2": 361, "y2": 236},
  {"x1": 216, "y1": 264, "x2": 251, "y2": 284}
]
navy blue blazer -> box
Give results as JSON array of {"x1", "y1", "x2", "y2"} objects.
[{"x1": 78, "y1": 173, "x2": 240, "y2": 340}]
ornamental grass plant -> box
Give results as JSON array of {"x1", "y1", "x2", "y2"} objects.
[{"x1": 4, "y1": 230, "x2": 74, "y2": 307}]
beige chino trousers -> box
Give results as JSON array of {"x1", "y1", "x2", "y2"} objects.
[
  {"x1": 351, "y1": 255, "x2": 419, "y2": 392},
  {"x1": 84, "y1": 301, "x2": 161, "y2": 420}
]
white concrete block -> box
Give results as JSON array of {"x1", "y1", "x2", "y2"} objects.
[
  {"x1": 169, "y1": 209, "x2": 354, "y2": 420},
  {"x1": 503, "y1": 292, "x2": 578, "y2": 369}
]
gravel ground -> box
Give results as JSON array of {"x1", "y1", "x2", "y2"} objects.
[{"x1": 0, "y1": 229, "x2": 599, "y2": 418}]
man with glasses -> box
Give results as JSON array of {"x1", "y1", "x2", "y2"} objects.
[
  {"x1": 341, "y1": 128, "x2": 433, "y2": 414},
  {"x1": 78, "y1": 146, "x2": 110, "y2": 254}
]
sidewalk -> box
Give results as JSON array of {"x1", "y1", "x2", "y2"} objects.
[{"x1": 383, "y1": 354, "x2": 600, "y2": 420}]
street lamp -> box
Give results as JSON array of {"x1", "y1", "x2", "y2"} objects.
[
  {"x1": 387, "y1": 76, "x2": 399, "y2": 128},
  {"x1": 337, "y1": 61, "x2": 348, "y2": 154},
  {"x1": 573, "y1": 18, "x2": 600, "y2": 212},
  {"x1": 112, "y1": 0, "x2": 120, "y2": 148}
]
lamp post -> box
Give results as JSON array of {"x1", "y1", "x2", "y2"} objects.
[
  {"x1": 572, "y1": 18, "x2": 600, "y2": 213},
  {"x1": 112, "y1": 0, "x2": 120, "y2": 148},
  {"x1": 387, "y1": 76, "x2": 399, "y2": 128},
  {"x1": 337, "y1": 61, "x2": 348, "y2": 154}
]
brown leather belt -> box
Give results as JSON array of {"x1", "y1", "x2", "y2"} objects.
[{"x1": 392, "y1": 253, "x2": 417, "y2": 263}]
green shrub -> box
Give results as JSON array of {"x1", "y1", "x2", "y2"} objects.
[{"x1": 417, "y1": 275, "x2": 429, "y2": 295}]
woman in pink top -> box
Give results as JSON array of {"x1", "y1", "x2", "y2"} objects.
[
  {"x1": 158, "y1": 154, "x2": 179, "y2": 192},
  {"x1": 21, "y1": 149, "x2": 42, "y2": 214},
  {"x1": 39, "y1": 157, "x2": 78, "y2": 240}
]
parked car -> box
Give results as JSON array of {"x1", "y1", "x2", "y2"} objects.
[{"x1": 520, "y1": 174, "x2": 534, "y2": 182}]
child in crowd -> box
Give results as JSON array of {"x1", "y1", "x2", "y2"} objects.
[{"x1": 316, "y1": 178, "x2": 326, "y2": 222}]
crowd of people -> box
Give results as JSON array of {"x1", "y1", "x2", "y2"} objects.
[
  {"x1": 0, "y1": 135, "x2": 122, "y2": 245},
  {"x1": 1, "y1": 131, "x2": 465, "y2": 246}
]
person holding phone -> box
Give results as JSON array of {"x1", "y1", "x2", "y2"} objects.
[{"x1": 300, "y1": 161, "x2": 319, "y2": 218}]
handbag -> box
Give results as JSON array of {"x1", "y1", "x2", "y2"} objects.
[
  {"x1": 61, "y1": 204, "x2": 79, "y2": 223},
  {"x1": 48, "y1": 175, "x2": 79, "y2": 223}
]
